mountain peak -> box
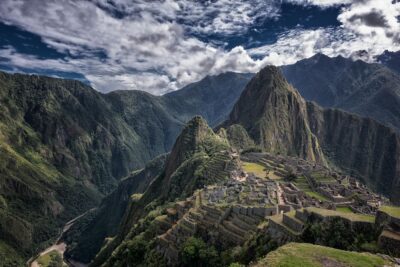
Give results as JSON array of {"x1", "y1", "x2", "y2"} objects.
[
  {"x1": 164, "y1": 116, "x2": 228, "y2": 179},
  {"x1": 223, "y1": 65, "x2": 326, "y2": 164}
]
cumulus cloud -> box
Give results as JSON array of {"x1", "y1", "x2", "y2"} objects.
[
  {"x1": 250, "y1": 0, "x2": 400, "y2": 64},
  {"x1": 0, "y1": 0, "x2": 399, "y2": 94},
  {"x1": 0, "y1": 0, "x2": 276, "y2": 93}
]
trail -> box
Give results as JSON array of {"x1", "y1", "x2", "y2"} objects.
[{"x1": 28, "y1": 209, "x2": 94, "y2": 267}]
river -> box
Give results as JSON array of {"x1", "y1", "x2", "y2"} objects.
[{"x1": 28, "y1": 210, "x2": 94, "y2": 267}]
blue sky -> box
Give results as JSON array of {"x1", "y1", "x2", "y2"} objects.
[{"x1": 0, "y1": 0, "x2": 399, "y2": 94}]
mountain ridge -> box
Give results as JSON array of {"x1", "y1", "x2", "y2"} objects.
[{"x1": 282, "y1": 53, "x2": 400, "y2": 132}]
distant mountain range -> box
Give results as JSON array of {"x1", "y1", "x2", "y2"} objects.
[{"x1": 282, "y1": 53, "x2": 400, "y2": 132}]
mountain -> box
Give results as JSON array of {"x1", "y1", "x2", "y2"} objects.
[
  {"x1": 0, "y1": 71, "x2": 250, "y2": 264},
  {"x1": 164, "y1": 72, "x2": 253, "y2": 126},
  {"x1": 378, "y1": 50, "x2": 400, "y2": 74},
  {"x1": 63, "y1": 154, "x2": 167, "y2": 263},
  {"x1": 82, "y1": 116, "x2": 239, "y2": 266},
  {"x1": 282, "y1": 53, "x2": 400, "y2": 132},
  {"x1": 221, "y1": 66, "x2": 326, "y2": 164},
  {"x1": 222, "y1": 66, "x2": 400, "y2": 203}
]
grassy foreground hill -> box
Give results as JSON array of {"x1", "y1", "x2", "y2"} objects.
[{"x1": 254, "y1": 243, "x2": 394, "y2": 267}]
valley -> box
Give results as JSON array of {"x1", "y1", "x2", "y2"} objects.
[
  {"x1": 1, "y1": 57, "x2": 400, "y2": 267},
  {"x1": 2, "y1": 1, "x2": 400, "y2": 266}
]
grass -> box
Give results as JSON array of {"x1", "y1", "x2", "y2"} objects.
[
  {"x1": 242, "y1": 162, "x2": 267, "y2": 178},
  {"x1": 306, "y1": 207, "x2": 375, "y2": 223},
  {"x1": 305, "y1": 191, "x2": 329, "y2": 202},
  {"x1": 37, "y1": 250, "x2": 67, "y2": 267},
  {"x1": 294, "y1": 176, "x2": 311, "y2": 191},
  {"x1": 310, "y1": 172, "x2": 336, "y2": 183},
  {"x1": 379, "y1": 206, "x2": 400, "y2": 219},
  {"x1": 336, "y1": 207, "x2": 353, "y2": 213},
  {"x1": 256, "y1": 243, "x2": 393, "y2": 267}
]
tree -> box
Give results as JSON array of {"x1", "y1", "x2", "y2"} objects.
[{"x1": 180, "y1": 237, "x2": 220, "y2": 267}]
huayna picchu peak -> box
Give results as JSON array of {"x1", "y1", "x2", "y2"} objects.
[
  {"x1": 1, "y1": 4, "x2": 400, "y2": 265},
  {"x1": 222, "y1": 66, "x2": 326, "y2": 164}
]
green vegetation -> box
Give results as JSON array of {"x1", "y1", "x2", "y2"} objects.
[
  {"x1": 284, "y1": 172, "x2": 297, "y2": 182},
  {"x1": 37, "y1": 250, "x2": 66, "y2": 267},
  {"x1": 0, "y1": 240, "x2": 25, "y2": 267},
  {"x1": 256, "y1": 243, "x2": 392, "y2": 267},
  {"x1": 293, "y1": 176, "x2": 311, "y2": 191},
  {"x1": 303, "y1": 215, "x2": 376, "y2": 251},
  {"x1": 306, "y1": 207, "x2": 375, "y2": 223},
  {"x1": 336, "y1": 207, "x2": 353, "y2": 213},
  {"x1": 379, "y1": 206, "x2": 400, "y2": 218},
  {"x1": 180, "y1": 237, "x2": 220, "y2": 267},
  {"x1": 242, "y1": 162, "x2": 266, "y2": 178},
  {"x1": 224, "y1": 124, "x2": 255, "y2": 151},
  {"x1": 305, "y1": 191, "x2": 329, "y2": 201}
]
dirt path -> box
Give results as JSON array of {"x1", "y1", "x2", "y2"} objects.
[{"x1": 28, "y1": 209, "x2": 94, "y2": 267}]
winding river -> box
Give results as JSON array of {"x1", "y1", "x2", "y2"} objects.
[{"x1": 28, "y1": 210, "x2": 94, "y2": 267}]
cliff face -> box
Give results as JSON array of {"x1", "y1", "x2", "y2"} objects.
[
  {"x1": 223, "y1": 66, "x2": 326, "y2": 164},
  {"x1": 64, "y1": 155, "x2": 167, "y2": 263},
  {"x1": 282, "y1": 54, "x2": 400, "y2": 132},
  {"x1": 306, "y1": 103, "x2": 400, "y2": 203},
  {"x1": 223, "y1": 66, "x2": 400, "y2": 204}
]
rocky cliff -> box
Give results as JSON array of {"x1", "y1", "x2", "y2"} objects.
[{"x1": 222, "y1": 66, "x2": 326, "y2": 164}]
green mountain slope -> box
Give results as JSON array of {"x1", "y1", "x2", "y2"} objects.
[
  {"x1": 282, "y1": 54, "x2": 400, "y2": 132},
  {"x1": 64, "y1": 154, "x2": 167, "y2": 263},
  {"x1": 88, "y1": 116, "x2": 238, "y2": 266},
  {"x1": 0, "y1": 71, "x2": 249, "y2": 263},
  {"x1": 221, "y1": 66, "x2": 326, "y2": 164}
]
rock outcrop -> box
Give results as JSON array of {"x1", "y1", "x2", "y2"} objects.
[{"x1": 222, "y1": 66, "x2": 326, "y2": 164}]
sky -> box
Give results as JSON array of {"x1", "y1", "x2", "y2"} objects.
[{"x1": 0, "y1": 0, "x2": 399, "y2": 94}]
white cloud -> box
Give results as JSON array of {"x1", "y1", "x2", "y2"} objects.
[
  {"x1": 0, "y1": 0, "x2": 399, "y2": 94},
  {"x1": 0, "y1": 0, "x2": 278, "y2": 93}
]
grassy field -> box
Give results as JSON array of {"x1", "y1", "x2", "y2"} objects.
[
  {"x1": 37, "y1": 250, "x2": 67, "y2": 267},
  {"x1": 306, "y1": 207, "x2": 375, "y2": 222},
  {"x1": 379, "y1": 206, "x2": 400, "y2": 218},
  {"x1": 242, "y1": 162, "x2": 266, "y2": 178},
  {"x1": 305, "y1": 191, "x2": 329, "y2": 202},
  {"x1": 336, "y1": 207, "x2": 353, "y2": 213},
  {"x1": 310, "y1": 172, "x2": 336, "y2": 183},
  {"x1": 294, "y1": 176, "x2": 311, "y2": 191},
  {"x1": 255, "y1": 243, "x2": 393, "y2": 267}
]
